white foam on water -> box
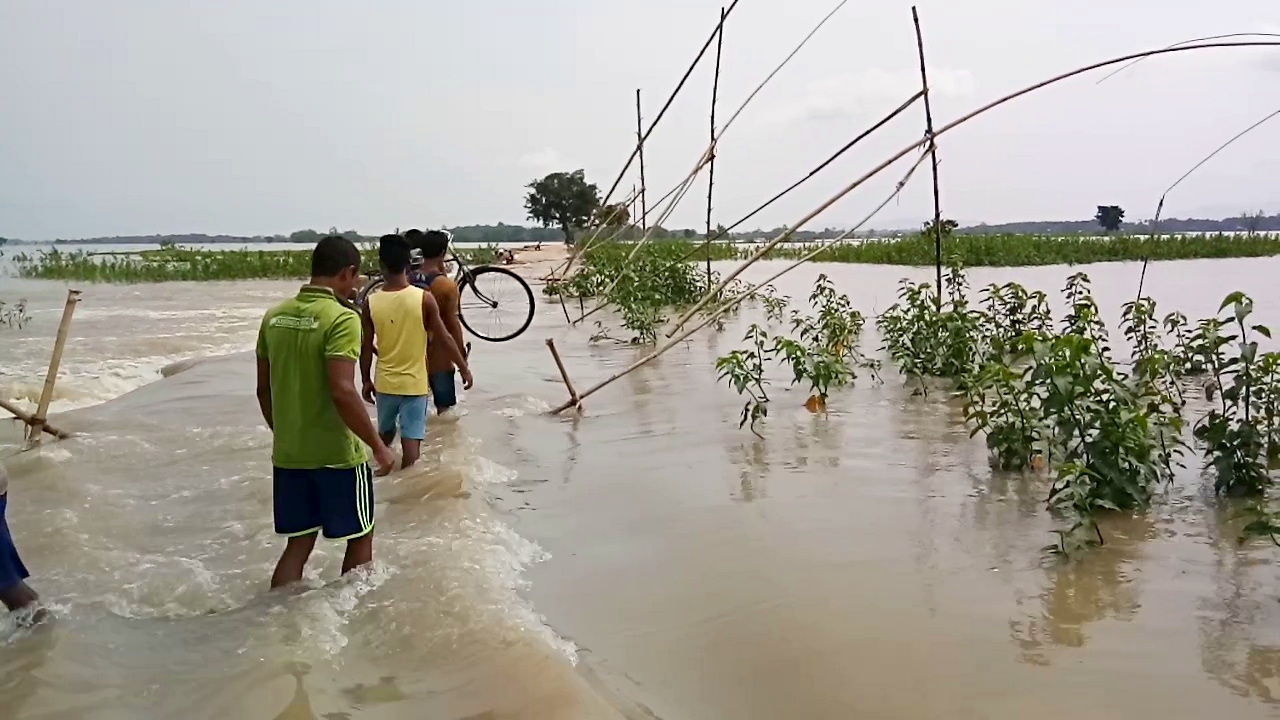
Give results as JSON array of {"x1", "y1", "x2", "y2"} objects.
[{"x1": 497, "y1": 395, "x2": 553, "y2": 418}]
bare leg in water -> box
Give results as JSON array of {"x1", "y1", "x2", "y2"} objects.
[
  {"x1": 342, "y1": 533, "x2": 373, "y2": 575},
  {"x1": 271, "y1": 533, "x2": 318, "y2": 589}
]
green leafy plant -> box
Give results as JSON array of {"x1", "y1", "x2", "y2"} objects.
[
  {"x1": 1192, "y1": 292, "x2": 1277, "y2": 497},
  {"x1": 716, "y1": 323, "x2": 772, "y2": 436},
  {"x1": 718, "y1": 275, "x2": 875, "y2": 422}
]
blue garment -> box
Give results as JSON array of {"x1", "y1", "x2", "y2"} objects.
[
  {"x1": 429, "y1": 370, "x2": 457, "y2": 411},
  {"x1": 272, "y1": 465, "x2": 375, "y2": 540},
  {"x1": 0, "y1": 495, "x2": 31, "y2": 591},
  {"x1": 375, "y1": 392, "x2": 428, "y2": 440}
]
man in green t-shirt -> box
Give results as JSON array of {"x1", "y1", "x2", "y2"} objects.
[{"x1": 255, "y1": 236, "x2": 395, "y2": 589}]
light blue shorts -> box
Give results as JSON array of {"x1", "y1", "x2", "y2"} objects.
[{"x1": 375, "y1": 393, "x2": 428, "y2": 441}]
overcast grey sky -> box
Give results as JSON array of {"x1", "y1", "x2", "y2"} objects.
[{"x1": 2, "y1": 0, "x2": 1278, "y2": 239}]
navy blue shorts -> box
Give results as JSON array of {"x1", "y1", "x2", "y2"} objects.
[
  {"x1": 429, "y1": 370, "x2": 457, "y2": 411},
  {"x1": 0, "y1": 495, "x2": 30, "y2": 592},
  {"x1": 273, "y1": 465, "x2": 374, "y2": 541}
]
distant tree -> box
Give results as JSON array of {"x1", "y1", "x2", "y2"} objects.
[
  {"x1": 0, "y1": 237, "x2": 8, "y2": 247},
  {"x1": 525, "y1": 170, "x2": 601, "y2": 246},
  {"x1": 1243, "y1": 210, "x2": 1265, "y2": 236},
  {"x1": 923, "y1": 218, "x2": 959, "y2": 237},
  {"x1": 288, "y1": 229, "x2": 322, "y2": 244},
  {"x1": 683, "y1": 228, "x2": 697, "y2": 239},
  {"x1": 592, "y1": 202, "x2": 631, "y2": 228},
  {"x1": 1095, "y1": 206, "x2": 1125, "y2": 233}
]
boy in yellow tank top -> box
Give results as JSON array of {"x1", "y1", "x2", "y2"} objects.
[{"x1": 360, "y1": 235, "x2": 472, "y2": 468}]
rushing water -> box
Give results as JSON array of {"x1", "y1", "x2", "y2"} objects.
[{"x1": 3, "y1": 258, "x2": 1280, "y2": 719}]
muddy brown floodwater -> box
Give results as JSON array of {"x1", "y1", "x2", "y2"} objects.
[{"x1": 3, "y1": 258, "x2": 1280, "y2": 719}]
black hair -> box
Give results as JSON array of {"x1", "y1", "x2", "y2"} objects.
[
  {"x1": 403, "y1": 228, "x2": 425, "y2": 250},
  {"x1": 421, "y1": 230, "x2": 450, "y2": 260},
  {"x1": 379, "y1": 233, "x2": 412, "y2": 275},
  {"x1": 311, "y1": 235, "x2": 361, "y2": 278}
]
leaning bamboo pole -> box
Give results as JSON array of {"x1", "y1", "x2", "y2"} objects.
[
  {"x1": 560, "y1": 0, "x2": 852, "y2": 283},
  {"x1": 1135, "y1": 105, "x2": 1280, "y2": 299},
  {"x1": 568, "y1": 0, "x2": 854, "y2": 320},
  {"x1": 666, "y1": 40, "x2": 1280, "y2": 337},
  {"x1": 549, "y1": 151, "x2": 929, "y2": 415},
  {"x1": 26, "y1": 289, "x2": 81, "y2": 445},
  {"x1": 596, "y1": 1, "x2": 740, "y2": 212},
  {"x1": 545, "y1": 339, "x2": 583, "y2": 411},
  {"x1": 571, "y1": 91, "x2": 923, "y2": 328}
]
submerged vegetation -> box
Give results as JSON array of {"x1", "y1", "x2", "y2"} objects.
[
  {"x1": 0, "y1": 298, "x2": 30, "y2": 330},
  {"x1": 762, "y1": 232, "x2": 1280, "y2": 266},
  {"x1": 11, "y1": 245, "x2": 501, "y2": 283},
  {"x1": 700, "y1": 255, "x2": 1280, "y2": 555},
  {"x1": 716, "y1": 276, "x2": 879, "y2": 434},
  {"x1": 12, "y1": 232, "x2": 1280, "y2": 284}
]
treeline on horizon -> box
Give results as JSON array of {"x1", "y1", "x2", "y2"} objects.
[{"x1": 5, "y1": 213, "x2": 1280, "y2": 247}]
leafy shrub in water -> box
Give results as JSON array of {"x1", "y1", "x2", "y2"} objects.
[{"x1": 717, "y1": 275, "x2": 878, "y2": 433}]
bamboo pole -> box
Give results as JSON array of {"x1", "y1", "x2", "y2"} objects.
[
  {"x1": 560, "y1": 0, "x2": 849, "y2": 282},
  {"x1": 1, "y1": 399, "x2": 72, "y2": 440},
  {"x1": 573, "y1": 91, "x2": 923, "y2": 328},
  {"x1": 705, "y1": 6, "x2": 726, "y2": 287},
  {"x1": 636, "y1": 89, "x2": 648, "y2": 232},
  {"x1": 596, "y1": 0, "x2": 740, "y2": 210},
  {"x1": 665, "y1": 40, "x2": 1280, "y2": 338},
  {"x1": 1136, "y1": 105, "x2": 1280, "y2": 299},
  {"x1": 26, "y1": 289, "x2": 81, "y2": 444},
  {"x1": 545, "y1": 339, "x2": 583, "y2": 411},
  {"x1": 912, "y1": 6, "x2": 945, "y2": 308},
  {"x1": 550, "y1": 152, "x2": 929, "y2": 415}
]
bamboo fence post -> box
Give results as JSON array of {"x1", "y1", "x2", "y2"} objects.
[
  {"x1": 665, "y1": 40, "x2": 1280, "y2": 338},
  {"x1": 545, "y1": 339, "x2": 583, "y2": 411},
  {"x1": 912, "y1": 6, "x2": 945, "y2": 309},
  {"x1": 636, "y1": 89, "x2": 648, "y2": 232},
  {"x1": 705, "y1": 6, "x2": 726, "y2": 286},
  {"x1": 27, "y1": 289, "x2": 81, "y2": 444}
]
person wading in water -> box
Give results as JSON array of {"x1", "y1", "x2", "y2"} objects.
[
  {"x1": 410, "y1": 229, "x2": 470, "y2": 419},
  {"x1": 0, "y1": 461, "x2": 44, "y2": 623},
  {"x1": 255, "y1": 236, "x2": 395, "y2": 589},
  {"x1": 360, "y1": 234, "x2": 471, "y2": 468}
]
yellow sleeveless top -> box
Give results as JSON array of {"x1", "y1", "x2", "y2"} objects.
[{"x1": 368, "y1": 286, "x2": 429, "y2": 396}]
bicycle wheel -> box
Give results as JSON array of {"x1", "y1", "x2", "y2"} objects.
[
  {"x1": 457, "y1": 266, "x2": 535, "y2": 342},
  {"x1": 357, "y1": 274, "x2": 385, "y2": 308}
]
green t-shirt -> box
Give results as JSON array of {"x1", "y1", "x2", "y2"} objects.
[{"x1": 256, "y1": 286, "x2": 367, "y2": 470}]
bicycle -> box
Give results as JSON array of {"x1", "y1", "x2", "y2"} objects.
[{"x1": 357, "y1": 240, "x2": 536, "y2": 343}]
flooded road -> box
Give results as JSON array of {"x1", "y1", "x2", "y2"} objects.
[{"x1": 3, "y1": 258, "x2": 1280, "y2": 718}]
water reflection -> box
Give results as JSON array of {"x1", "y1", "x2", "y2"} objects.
[
  {"x1": 1009, "y1": 514, "x2": 1152, "y2": 664},
  {"x1": 728, "y1": 437, "x2": 768, "y2": 503},
  {"x1": 1199, "y1": 504, "x2": 1280, "y2": 704}
]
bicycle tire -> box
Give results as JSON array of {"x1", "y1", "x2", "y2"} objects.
[
  {"x1": 457, "y1": 265, "x2": 535, "y2": 342},
  {"x1": 357, "y1": 274, "x2": 385, "y2": 308}
]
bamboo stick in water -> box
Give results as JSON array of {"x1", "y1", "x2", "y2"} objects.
[{"x1": 26, "y1": 289, "x2": 81, "y2": 445}]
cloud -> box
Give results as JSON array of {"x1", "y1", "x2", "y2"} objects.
[
  {"x1": 519, "y1": 147, "x2": 572, "y2": 173},
  {"x1": 762, "y1": 67, "x2": 975, "y2": 125}
]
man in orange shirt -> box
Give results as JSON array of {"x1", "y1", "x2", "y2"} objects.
[{"x1": 412, "y1": 230, "x2": 468, "y2": 417}]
